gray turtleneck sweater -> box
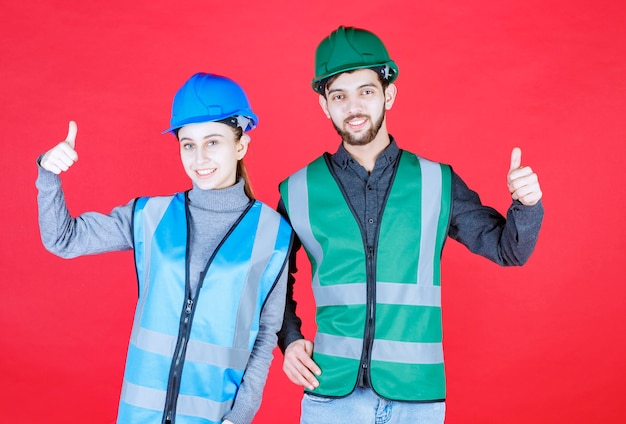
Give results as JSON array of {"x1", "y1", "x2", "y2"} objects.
[{"x1": 36, "y1": 164, "x2": 287, "y2": 424}]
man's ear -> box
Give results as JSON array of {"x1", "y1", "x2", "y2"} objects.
[
  {"x1": 384, "y1": 83, "x2": 397, "y2": 111},
  {"x1": 319, "y1": 94, "x2": 331, "y2": 118}
]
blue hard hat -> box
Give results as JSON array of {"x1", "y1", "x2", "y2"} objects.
[{"x1": 162, "y1": 72, "x2": 258, "y2": 134}]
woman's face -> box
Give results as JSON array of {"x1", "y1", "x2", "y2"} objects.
[{"x1": 178, "y1": 121, "x2": 249, "y2": 190}]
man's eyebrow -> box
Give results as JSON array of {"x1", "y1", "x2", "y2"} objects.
[
  {"x1": 327, "y1": 83, "x2": 378, "y2": 95},
  {"x1": 327, "y1": 87, "x2": 343, "y2": 95}
]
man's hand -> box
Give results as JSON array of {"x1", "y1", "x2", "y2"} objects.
[
  {"x1": 283, "y1": 339, "x2": 321, "y2": 391},
  {"x1": 40, "y1": 121, "x2": 78, "y2": 174},
  {"x1": 507, "y1": 147, "x2": 542, "y2": 206}
]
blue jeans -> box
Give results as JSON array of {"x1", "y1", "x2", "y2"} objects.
[{"x1": 301, "y1": 387, "x2": 445, "y2": 424}]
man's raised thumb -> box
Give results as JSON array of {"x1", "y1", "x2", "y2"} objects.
[
  {"x1": 65, "y1": 120, "x2": 77, "y2": 148},
  {"x1": 510, "y1": 147, "x2": 522, "y2": 172}
]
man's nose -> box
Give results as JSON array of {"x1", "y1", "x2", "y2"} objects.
[{"x1": 346, "y1": 96, "x2": 363, "y2": 114}]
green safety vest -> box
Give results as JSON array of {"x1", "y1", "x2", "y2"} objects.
[{"x1": 279, "y1": 151, "x2": 452, "y2": 401}]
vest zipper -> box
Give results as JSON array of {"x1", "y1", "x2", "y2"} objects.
[
  {"x1": 358, "y1": 245, "x2": 377, "y2": 385},
  {"x1": 162, "y1": 297, "x2": 195, "y2": 424},
  {"x1": 158, "y1": 194, "x2": 256, "y2": 422},
  {"x1": 321, "y1": 152, "x2": 396, "y2": 390}
]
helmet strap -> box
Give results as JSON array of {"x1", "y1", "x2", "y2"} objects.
[
  {"x1": 218, "y1": 116, "x2": 251, "y2": 131},
  {"x1": 371, "y1": 65, "x2": 392, "y2": 80},
  {"x1": 236, "y1": 116, "x2": 252, "y2": 131},
  {"x1": 382, "y1": 65, "x2": 391, "y2": 80}
]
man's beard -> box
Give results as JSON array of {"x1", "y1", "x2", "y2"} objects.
[{"x1": 333, "y1": 109, "x2": 385, "y2": 146}]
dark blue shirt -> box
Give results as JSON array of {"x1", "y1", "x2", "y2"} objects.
[{"x1": 277, "y1": 136, "x2": 544, "y2": 385}]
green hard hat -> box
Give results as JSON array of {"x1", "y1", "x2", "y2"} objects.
[{"x1": 312, "y1": 26, "x2": 399, "y2": 93}]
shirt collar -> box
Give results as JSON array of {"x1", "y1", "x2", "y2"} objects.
[{"x1": 331, "y1": 135, "x2": 400, "y2": 169}]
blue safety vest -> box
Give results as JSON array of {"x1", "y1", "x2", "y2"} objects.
[{"x1": 117, "y1": 192, "x2": 292, "y2": 423}]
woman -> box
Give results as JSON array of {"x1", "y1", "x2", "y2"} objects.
[{"x1": 36, "y1": 72, "x2": 293, "y2": 424}]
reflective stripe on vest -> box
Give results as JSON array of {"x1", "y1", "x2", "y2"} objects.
[
  {"x1": 118, "y1": 193, "x2": 292, "y2": 423},
  {"x1": 279, "y1": 151, "x2": 451, "y2": 401}
]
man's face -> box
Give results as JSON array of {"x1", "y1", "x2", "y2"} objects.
[{"x1": 319, "y1": 69, "x2": 395, "y2": 146}]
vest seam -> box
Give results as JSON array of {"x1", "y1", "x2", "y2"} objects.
[
  {"x1": 259, "y1": 229, "x2": 294, "y2": 315},
  {"x1": 131, "y1": 197, "x2": 141, "y2": 299}
]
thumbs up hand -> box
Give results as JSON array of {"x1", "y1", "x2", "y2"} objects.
[
  {"x1": 40, "y1": 121, "x2": 79, "y2": 174},
  {"x1": 507, "y1": 147, "x2": 542, "y2": 206}
]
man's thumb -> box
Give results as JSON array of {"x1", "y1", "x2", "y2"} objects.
[
  {"x1": 510, "y1": 147, "x2": 522, "y2": 172},
  {"x1": 65, "y1": 120, "x2": 77, "y2": 148}
]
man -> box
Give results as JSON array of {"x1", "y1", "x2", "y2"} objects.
[{"x1": 277, "y1": 26, "x2": 543, "y2": 423}]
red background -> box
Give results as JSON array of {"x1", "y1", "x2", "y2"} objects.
[{"x1": 1, "y1": 0, "x2": 625, "y2": 422}]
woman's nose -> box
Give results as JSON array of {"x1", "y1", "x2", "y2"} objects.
[{"x1": 196, "y1": 147, "x2": 210, "y2": 163}]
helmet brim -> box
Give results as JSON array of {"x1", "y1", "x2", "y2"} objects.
[
  {"x1": 311, "y1": 61, "x2": 399, "y2": 93},
  {"x1": 162, "y1": 112, "x2": 258, "y2": 135}
]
